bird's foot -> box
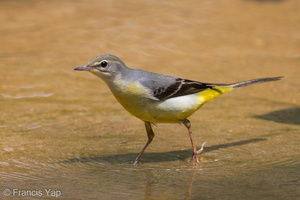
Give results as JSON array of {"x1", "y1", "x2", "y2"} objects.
[
  {"x1": 189, "y1": 142, "x2": 207, "y2": 163},
  {"x1": 133, "y1": 160, "x2": 140, "y2": 165},
  {"x1": 189, "y1": 154, "x2": 200, "y2": 163},
  {"x1": 196, "y1": 142, "x2": 206, "y2": 154}
]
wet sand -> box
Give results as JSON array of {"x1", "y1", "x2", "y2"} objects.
[{"x1": 0, "y1": 0, "x2": 299, "y2": 199}]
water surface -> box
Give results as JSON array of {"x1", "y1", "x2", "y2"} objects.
[{"x1": 0, "y1": 0, "x2": 299, "y2": 199}]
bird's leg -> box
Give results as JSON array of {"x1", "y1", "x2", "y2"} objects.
[
  {"x1": 134, "y1": 121, "x2": 155, "y2": 164},
  {"x1": 182, "y1": 119, "x2": 206, "y2": 163}
]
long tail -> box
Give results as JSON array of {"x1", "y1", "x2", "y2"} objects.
[
  {"x1": 198, "y1": 76, "x2": 283, "y2": 104},
  {"x1": 228, "y1": 76, "x2": 283, "y2": 88}
]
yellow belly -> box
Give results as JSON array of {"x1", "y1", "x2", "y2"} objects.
[{"x1": 108, "y1": 81, "x2": 234, "y2": 123}]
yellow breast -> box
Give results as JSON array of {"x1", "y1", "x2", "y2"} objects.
[{"x1": 107, "y1": 81, "x2": 234, "y2": 123}]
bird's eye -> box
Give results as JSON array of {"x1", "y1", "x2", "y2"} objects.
[{"x1": 100, "y1": 61, "x2": 108, "y2": 68}]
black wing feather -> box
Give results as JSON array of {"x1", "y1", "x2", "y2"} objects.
[{"x1": 153, "y1": 78, "x2": 224, "y2": 100}]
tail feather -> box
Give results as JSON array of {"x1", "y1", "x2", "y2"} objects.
[
  {"x1": 198, "y1": 76, "x2": 283, "y2": 104},
  {"x1": 229, "y1": 76, "x2": 283, "y2": 88}
]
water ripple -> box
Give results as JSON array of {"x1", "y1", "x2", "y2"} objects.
[{"x1": 2, "y1": 93, "x2": 53, "y2": 99}]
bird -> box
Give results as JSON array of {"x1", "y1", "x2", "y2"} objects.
[{"x1": 74, "y1": 54, "x2": 282, "y2": 164}]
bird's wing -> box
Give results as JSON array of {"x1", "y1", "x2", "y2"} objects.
[
  {"x1": 135, "y1": 69, "x2": 226, "y2": 100},
  {"x1": 151, "y1": 78, "x2": 222, "y2": 100}
]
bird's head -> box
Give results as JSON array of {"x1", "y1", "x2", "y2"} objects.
[{"x1": 74, "y1": 54, "x2": 128, "y2": 81}]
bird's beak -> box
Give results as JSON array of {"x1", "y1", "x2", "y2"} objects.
[{"x1": 74, "y1": 65, "x2": 92, "y2": 71}]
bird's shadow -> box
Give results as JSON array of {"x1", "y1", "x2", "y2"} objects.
[
  {"x1": 61, "y1": 138, "x2": 266, "y2": 164},
  {"x1": 61, "y1": 108, "x2": 299, "y2": 164},
  {"x1": 255, "y1": 107, "x2": 300, "y2": 125}
]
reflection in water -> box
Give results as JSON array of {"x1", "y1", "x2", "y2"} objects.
[
  {"x1": 143, "y1": 168, "x2": 199, "y2": 200},
  {"x1": 1, "y1": 158, "x2": 299, "y2": 199}
]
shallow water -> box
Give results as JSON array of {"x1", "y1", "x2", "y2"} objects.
[{"x1": 0, "y1": 0, "x2": 299, "y2": 199}]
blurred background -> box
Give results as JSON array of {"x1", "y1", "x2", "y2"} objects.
[{"x1": 0, "y1": 0, "x2": 299, "y2": 199}]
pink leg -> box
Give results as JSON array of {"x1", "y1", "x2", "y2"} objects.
[
  {"x1": 182, "y1": 119, "x2": 206, "y2": 163},
  {"x1": 134, "y1": 122, "x2": 155, "y2": 164}
]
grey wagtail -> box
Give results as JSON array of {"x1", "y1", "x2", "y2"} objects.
[{"x1": 74, "y1": 54, "x2": 282, "y2": 164}]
